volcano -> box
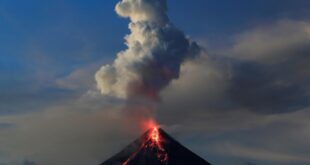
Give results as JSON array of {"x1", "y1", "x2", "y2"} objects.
[{"x1": 101, "y1": 127, "x2": 212, "y2": 165}]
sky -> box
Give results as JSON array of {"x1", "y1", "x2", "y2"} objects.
[{"x1": 0, "y1": 0, "x2": 309, "y2": 165}]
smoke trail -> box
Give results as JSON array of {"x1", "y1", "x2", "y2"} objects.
[{"x1": 95, "y1": 0, "x2": 200, "y2": 100}]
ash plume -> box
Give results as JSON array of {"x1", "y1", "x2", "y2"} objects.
[{"x1": 95, "y1": 0, "x2": 200, "y2": 100}]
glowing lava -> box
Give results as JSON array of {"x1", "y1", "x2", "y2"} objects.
[
  {"x1": 146, "y1": 126, "x2": 168, "y2": 163},
  {"x1": 122, "y1": 126, "x2": 169, "y2": 165},
  {"x1": 151, "y1": 127, "x2": 160, "y2": 142}
]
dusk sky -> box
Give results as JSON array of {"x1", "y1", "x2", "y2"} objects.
[{"x1": 0, "y1": 0, "x2": 310, "y2": 165}]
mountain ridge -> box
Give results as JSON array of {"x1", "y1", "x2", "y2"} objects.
[{"x1": 101, "y1": 128, "x2": 212, "y2": 165}]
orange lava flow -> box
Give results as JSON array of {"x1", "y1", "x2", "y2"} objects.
[
  {"x1": 122, "y1": 126, "x2": 168, "y2": 165},
  {"x1": 151, "y1": 127, "x2": 160, "y2": 142},
  {"x1": 146, "y1": 126, "x2": 168, "y2": 163}
]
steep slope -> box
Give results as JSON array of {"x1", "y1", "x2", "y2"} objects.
[{"x1": 101, "y1": 128, "x2": 211, "y2": 165}]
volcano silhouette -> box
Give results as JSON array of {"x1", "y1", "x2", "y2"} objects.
[{"x1": 101, "y1": 128, "x2": 211, "y2": 165}]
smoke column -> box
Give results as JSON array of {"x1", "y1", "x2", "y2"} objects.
[{"x1": 95, "y1": 0, "x2": 200, "y2": 101}]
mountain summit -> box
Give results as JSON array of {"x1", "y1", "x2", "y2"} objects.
[{"x1": 101, "y1": 127, "x2": 212, "y2": 165}]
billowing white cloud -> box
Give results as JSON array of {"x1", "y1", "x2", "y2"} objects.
[
  {"x1": 115, "y1": 0, "x2": 168, "y2": 24},
  {"x1": 95, "y1": 0, "x2": 200, "y2": 100}
]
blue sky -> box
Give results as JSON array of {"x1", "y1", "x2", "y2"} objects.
[
  {"x1": 1, "y1": 0, "x2": 309, "y2": 79},
  {"x1": 0, "y1": 0, "x2": 309, "y2": 165}
]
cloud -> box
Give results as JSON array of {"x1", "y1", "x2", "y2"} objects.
[
  {"x1": 230, "y1": 20, "x2": 310, "y2": 64},
  {"x1": 95, "y1": 0, "x2": 200, "y2": 100},
  {"x1": 245, "y1": 162, "x2": 259, "y2": 165},
  {"x1": 213, "y1": 142, "x2": 310, "y2": 163},
  {"x1": 227, "y1": 20, "x2": 310, "y2": 113},
  {"x1": 166, "y1": 19, "x2": 309, "y2": 115},
  {"x1": 157, "y1": 106, "x2": 310, "y2": 164},
  {"x1": 0, "y1": 123, "x2": 15, "y2": 130},
  {"x1": 56, "y1": 63, "x2": 100, "y2": 91},
  {"x1": 22, "y1": 160, "x2": 37, "y2": 165},
  {"x1": 0, "y1": 87, "x2": 73, "y2": 115},
  {"x1": 115, "y1": 0, "x2": 168, "y2": 24},
  {"x1": 152, "y1": 19, "x2": 310, "y2": 164},
  {"x1": 0, "y1": 92, "x2": 141, "y2": 165}
]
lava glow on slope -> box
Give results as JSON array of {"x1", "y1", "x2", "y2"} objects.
[
  {"x1": 146, "y1": 127, "x2": 168, "y2": 163},
  {"x1": 151, "y1": 127, "x2": 160, "y2": 143},
  {"x1": 122, "y1": 125, "x2": 169, "y2": 165}
]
